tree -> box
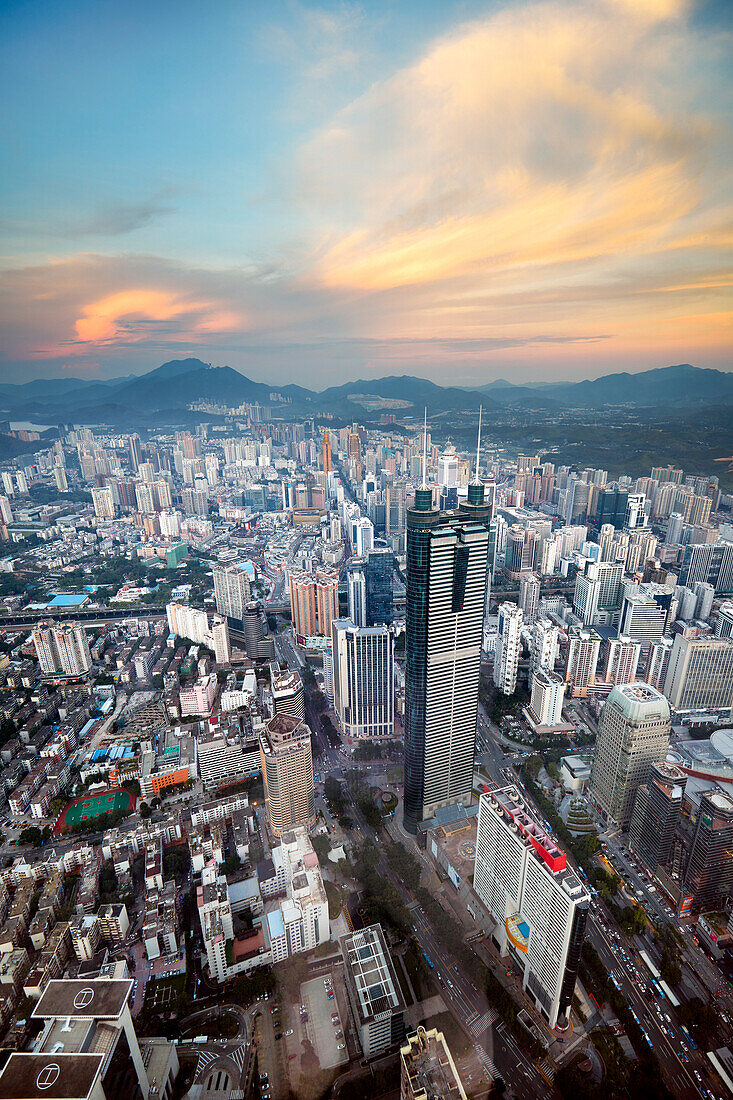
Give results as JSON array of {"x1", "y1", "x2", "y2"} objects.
[
  {"x1": 19, "y1": 826, "x2": 43, "y2": 846},
  {"x1": 139, "y1": 801, "x2": 152, "y2": 819}
]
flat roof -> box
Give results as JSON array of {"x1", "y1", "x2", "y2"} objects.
[
  {"x1": 33, "y1": 979, "x2": 132, "y2": 1020},
  {"x1": 0, "y1": 1053, "x2": 104, "y2": 1100}
]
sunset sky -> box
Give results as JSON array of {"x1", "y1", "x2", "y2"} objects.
[{"x1": 1, "y1": 0, "x2": 731, "y2": 387}]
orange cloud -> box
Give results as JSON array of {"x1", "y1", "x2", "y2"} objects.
[{"x1": 74, "y1": 289, "x2": 243, "y2": 345}]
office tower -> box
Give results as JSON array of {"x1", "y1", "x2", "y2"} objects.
[
  {"x1": 603, "y1": 635, "x2": 641, "y2": 685},
  {"x1": 128, "y1": 433, "x2": 142, "y2": 472},
  {"x1": 679, "y1": 541, "x2": 733, "y2": 594},
  {"x1": 474, "y1": 786, "x2": 590, "y2": 1029},
  {"x1": 530, "y1": 618, "x2": 559, "y2": 673},
  {"x1": 385, "y1": 479, "x2": 407, "y2": 545},
  {"x1": 565, "y1": 477, "x2": 590, "y2": 524},
  {"x1": 589, "y1": 684, "x2": 671, "y2": 829},
  {"x1": 341, "y1": 925, "x2": 406, "y2": 1058},
  {"x1": 629, "y1": 762, "x2": 687, "y2": 875},
  {"x1": 693, "y1": 581, "x2": 715, "y2": 621},
  {"x1": 493, "y1": 603, "x2": 523, "y2": 695},
  {"x1": 271, "y1": 667, "x2": 305, "y2": 720},
  {"x1": 518, "y1": 572, "x2": 541, "y2": 624},
  {"x1": 625, "y1": 493, "x2": 647, "y2": 529},
  {"x1": 618, "y1": 590, "x2": 668, "y2": 656},
  {"x1": 289, "y1": 572, "x2": 318, "y2": 638},
  {"x1": 400, "y1": 1026, "x2": 468, "y2": 1100},
  {"x1": 92, "y1": 486, "x2": 115, "y2": 519},
  {"x1": 316, "y1": 569, "x2": 339, "y2": 636},
  {"x1": 438, "y1": 444, "x2": 459, "y2": 488},
  {"x1": 529, "y1": 669, "x2": 566, "y2": 727},
  {"x1": 243, "y1": 601, "x2": 275, "y2": 660},
  {"x1": 666, "y1": 512, "x2": 684, "y2": 545},
  {"x1": 259, "y1": 714, "x2": 316, "y2": 837},
  {"x1": 683, "y1": 790, "x2": 733, "y2": 911},
  {"x1": 54, "y1": 465, "x2": 68, "y2": 492},
  {"x1": 332, "y1": 619, "x2": 394, "y2": 740},
  {"x1": 210, "y1": 615, "x2": 230, "y2": 665},
  {"x1": 347, "y1": 559, "x2": 367, "y2": 626},
  {"x1": 353, "y1": 516, "x2": 375, "y2": 556},
  {"x1": 213, "y1": 562, "x2": 252, "y2": 627},
  {"x1": 594, "y1": 484, "x2": 629, "y2": 530},
  {"x1": 579, "y1": 560, "x2": 624, "y2": 621},
  {"x1": 364, "y1": 546, "x2": 394, "y2": 625},
  {"x1": 564, "y1": 627, "x2": 601, "y2": 697},
  {"x1": 715, "y1": 601, "x2": 733, "y2": 638},
  {"x1": 403, "y1": 450, "x2": 490, "y2": 833},
  {"x1": 0, "y1": 496, "x2": 13, "y2": 526},
  {"x1": 663, "y1": 635, "x2": 733, "y2": 712},
  {"x1": 33, "y1": 621, "x2": 93, "y2": 677},
  {"x1": 0, "y1": 978, "x2": 171, "y2": 1100},
  {"x1": 322, "y1": 430, "x2": 332, "y2": 472},
  {"x1": 347, "y1": 428, "x2": 361, "y2": 462}
]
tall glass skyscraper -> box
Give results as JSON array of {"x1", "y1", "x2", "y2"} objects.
[{"x1": 403, "y1": 480, "x2": 490, "y2": 832}]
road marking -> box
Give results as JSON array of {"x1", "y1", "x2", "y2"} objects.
[{"x1": 468, "y1": 1008, "x2": 500, "y2": 1037}]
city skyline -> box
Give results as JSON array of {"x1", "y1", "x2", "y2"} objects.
[{"x1": 1, "y1": 0, "x2": 731, "y2": 385}]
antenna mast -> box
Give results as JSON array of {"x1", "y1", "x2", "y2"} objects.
[
  {"x1": 475, "y1": 405, "x2": 482, "y2": 483},
  {"x1": 421, "y1": 407, "x2": 428, "y2": 488}
]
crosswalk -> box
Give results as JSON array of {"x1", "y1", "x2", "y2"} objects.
[
  {"x1": 466, "y1": 1008, "x2": 500, "y2": 1037},
  {"x1": 538, "y1": 1058, "x2": 556, "y2": 1083},
  {"x1": 195, "y1": 1051, "x2": 219, "y2": 1078},
  {"x1": 230, "y1": 1044, "x2": 248, "y2": 1070},
  {"x1": 475, "y1": 1044, "x2": 502, "y2": 1081}
]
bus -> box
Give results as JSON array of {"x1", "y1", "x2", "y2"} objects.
[
  {"x1": 651, "y1": 978, "x2": 665, "y2": 998},
  {"x1": 639, "y1": 950, "x2": 661, "y2": 980},
  {"x1": 680, "y1": 1025, "x2": 697, "y2": 1050},
  {"x1": 422, "y1": 951, "x2": 435, "y2": 969}
]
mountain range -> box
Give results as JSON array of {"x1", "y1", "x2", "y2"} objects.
[{"x1": 1, "y1": 360, "x2": 731, "y2": 427}]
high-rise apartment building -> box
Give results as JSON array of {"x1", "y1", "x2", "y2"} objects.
[
  {"x1": 332, "y1": 619, "x2": 394, "y2": 741},
  {"x1": 572, "y1": 561, "x2": 623, "y2": 625},
  {"x1": 213, "y1": 562, "x2": 252, "y2": 627},
  {"x1": 493, "y1": 603, "x2": 523, "y2": 695},
  {"x1": 528, "y1": 669, "x2": 566, "y2": 727},
  {"x1": 92, "y1": 486, "x2": 115, "y2": 519},
  {"x1": 400, "y1": 1027, "x2": 468, "y2": 1100},
  {"x1": 518, "y1": 572, "x2": 541, "y2": 624},
  {"x1": 289, "y1": 572, "x2": 318, "y2": 638},
  {"x1": 564, "y1": 627, "x2": 601, "y2": 697},
  {"x1": 602, "y1": 635, "x2": 641, "y2": 686},
  {"x1": 618, "y1": 590, "x2": 668, "y2": 656},
  {"x1": 682, "y1": 790, "x2": 733, "y2": 911},
  {"x1": 474, "y1": 786, "x2": 590, "y2": 1029},
  {"x1": 403, "y1": 475, "x2": 490, "y2": 833},
  {"x1": 628, "y1": 762, "x2": 686, "y2": 875},
  {"x1": 32, "y1": 621, "x2": 93, "y2": 677},
  {"x1": 715, "y1": 601, "x2": 733, "y2": 638},
  {"x1": 322, "y1": 430, "x2": 332, "y2": 473},
  {"x1": 129, "y1": 433, "x2": 143, "y2": 471},
  {"x1": 315, "y1": 569, "x2": 339, "y2": 637},
  {"x1": 589, "y1": 683, "x2": 671, "y2": 829},
  {"x1": 530, "y1": 617, "x2": 559, "y2": 674},
  {"x1": 259, "y1": 714, "x2": 316, "y2": 837},
  {"x1": 662, "y1": 635, "x2": 733, "y2": 713}
]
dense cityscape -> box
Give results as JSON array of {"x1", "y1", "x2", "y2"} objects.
[{"x1": 0, "y1": 374, "x2": 728, "y2": 1100}]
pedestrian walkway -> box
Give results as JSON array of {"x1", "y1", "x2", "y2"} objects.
[{"x1": 467, "y1": 1008, "x2": 500, "y2": 1037}]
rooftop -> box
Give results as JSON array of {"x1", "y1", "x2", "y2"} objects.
[
  {"x1": 33, "y1": 979, "x2": 132, "y2": 1021},
  {"x1": 0, "y1": 1053, "x2": 104, "y2": 1100},
  {"x1": 341, "y1": 924, "x2": 404, "y2": 1026}
]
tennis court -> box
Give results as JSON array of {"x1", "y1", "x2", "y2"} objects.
[{"x1": 57, "y1": 788, "x2": 133, "y2": 831}]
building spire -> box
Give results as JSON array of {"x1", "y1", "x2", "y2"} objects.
[
  {"x1": 474, "y1": 405, "x2": 482, "y2": 484},
  {"x1": 421, "y1": 406, "x2": 428, "y2": 488}
]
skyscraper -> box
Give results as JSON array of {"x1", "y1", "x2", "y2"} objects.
[
  {"x1": 259, "y1": 714, "x2": 316, "y2": 837},
  {"x1": 564, "y1": 627, "x2": 601, "y2": 697},
  {"x1": 518, "y1": 572, "x2": 541, "y2": 624},
  {"x1": 213, "y1": 562, "x2": 252, "y2": 628},
  {"x1": 403, "y1": 419, "x2": 490, "y2": 833},
  {"x1": 663, "y1": 634, "x2": 733, "y2": 713},
  {"x1": 530, "y1": 617, "x2": 559, "y2": 673},
  {"x1": 682, "y1": 789, "x2": 733, "y2": 911},
  {"x1": 474, "y1": 786, "x2": 590, "y2": 1029},
  {"x1": 628, "y1": 761, "x2": 686, "y2": 875},
  {"x1": 322, "y1": 430, "x2": 332, "y2": 473},
  {"x1": 493, "y1": 603, "x2": 523, "y2": 695},
  {"x1": 332, "y1": 619, "x2": 394, "y2": 741},
  {"x1": 128, "y1": 433, "x2": 142, "y2": 472},
  {"x1": 528, "y1": 669, "x2": 566, "y2": 727},
  {"x1": 589, "y1": 683, "x2": 671, "y2": 829}
]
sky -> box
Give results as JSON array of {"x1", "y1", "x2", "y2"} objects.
[{"x1": 0, "y1": 0, "x2": 731, "y2": 388}]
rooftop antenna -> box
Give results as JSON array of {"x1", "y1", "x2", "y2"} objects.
[
  {"x1": 421, "y1": 406, "x2": 428, "y2": 488},
  {"x1": 474, "y1": 405, "x2": 482, "y2": 483}
]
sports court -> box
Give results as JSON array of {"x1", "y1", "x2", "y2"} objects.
[{"x1": 55, "y1": 788, "x2": 134, "y2": 832}]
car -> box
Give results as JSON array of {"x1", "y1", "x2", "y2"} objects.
[
  {"x1": 259, "y1": 1074, "x2": 268, "y2": 1082},
  {"x1": 285, "y1": 1029, "x2": 293, "y2": 1037},
  {"x1": 335, "y1": 1030, "x2": 343, "y2": 1038},
  {"x1": 337, "y1": 1042, "x2": 346, "y2": 1050},
  {"x1": 275, "y1": 1033, "x2": 282, "y2": 1040},
  {"x1": 289, "y1": 1053, "x2": 297, "y2": 1060}
]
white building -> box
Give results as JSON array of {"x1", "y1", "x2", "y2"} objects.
[
  {"x1": 564, "y1": 627, "x2": 601, "y2": 697},
  {"x1": 332, "y1": 619, "x2": 394, "y2": 740},
  {"x1": 32, "y1": 621, "x2": 92, "y2": 677},
  {"x1": 493, "y1": 603, "x2": 523, "y2": 695},
  {"x1": 518, "y1": 572, "x2": 541, "y2": 624},
  {"x1": 474, "y1": 786, "x2": 590, "y2": 1030},
  {"x1": 213, "y1": 562, "x2": 252, "y2": 624},
  {"x1": 603, "y1": 635, "x2": 641, "y2": 686},
  {"x1": 530, "y1": 618, "x2": 559, "y2": 674},
  {"x1": 662, "y1": 635, "x2": 733, "y2": 714},
  {"x1": 341, "y1": 924, "x2": 406, "y2": 1058},
  {"x1": 528, "y1": 669, "x2": 566, "y2": 727}
]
